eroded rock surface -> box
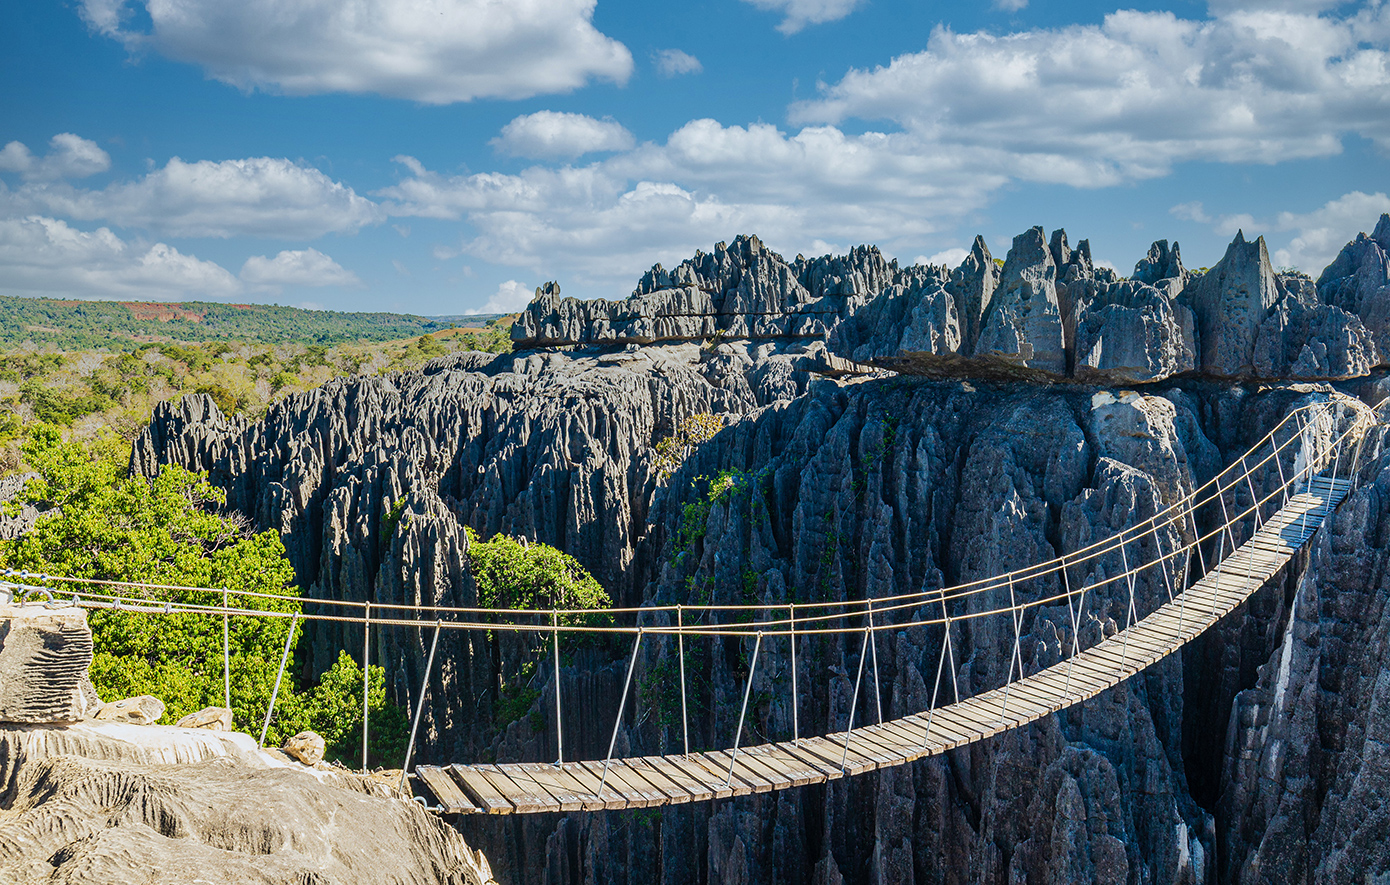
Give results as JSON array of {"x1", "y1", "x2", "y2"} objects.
[
  {"x1": 0, "y1": 604, "x2": 99, "y2": 724},
  {"x1": 0, "y1": 723, "x2": 495, "y2": 885}
]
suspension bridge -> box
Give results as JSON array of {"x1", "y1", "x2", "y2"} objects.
[{"x1": 2, "y1": 397, "x2": 1381, "y2": 816}]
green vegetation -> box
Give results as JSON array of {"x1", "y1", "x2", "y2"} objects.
[
  {"x1": 464, "y1": 529, "x2": 612, "y2": 731},
  {"x1": 0, "y1": 322, "x2": 513, "y2": 474},
  {"x1": 0, "y1": 428, "x2": 407, "y2": 766},
  {"x1": 466, "y1": 528, "x2": 611, "y2": 633},
  {"x1": 0, "y1": 294, "x2": 509, "y2": 350},
  {"x1": 653, "y1": 412, "x2": 724, "y2": 479}
]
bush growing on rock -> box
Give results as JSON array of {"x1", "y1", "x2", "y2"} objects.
[{"x1": 653, "y1": 412, "x2": 724, "y2": 479}]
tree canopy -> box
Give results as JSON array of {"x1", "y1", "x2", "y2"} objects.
[{"x1": 0, "y1": 426, "x2": 405, "y2": 765}]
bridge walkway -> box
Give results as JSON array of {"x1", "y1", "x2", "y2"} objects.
[{"x1": 416, "y1": 474, "x2": 1350, "y2": 815}]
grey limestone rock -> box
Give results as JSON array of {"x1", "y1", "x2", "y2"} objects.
[
  {"x1": 1133, "y1": 239, "x2": 1186, "y2": 286},
  {"x1": 949, "y1": 234, "x2": 998, "y2": 355},
  {"x1": 1317, "y1": 213, "x2": 1390, "y2": 363},
  {"x1": 1252, "y1": 296, "x2": 1377, "y2": 380},
  {"x1": 1180, "y1": 230, "x2": 1283, "y2": 377},
  {"x1": 976, "y1": 226, "x2": 1067, "y2": 374},
  {"x1": 1072, "y1": 280, "x2": 1197, "y2": 383},
  {"x1": 0, "y1": 604, "x2": 99, "y2": 724}
]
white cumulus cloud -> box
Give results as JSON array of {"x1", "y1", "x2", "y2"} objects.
[
  {"x1": 792, "y1": 6, "x2": 1390, "y2": 181},
  {"x1": 653, "y1": 49, "x2": 703, "y2": 77},
  {"x1": 0, "y1": 215, "x2": 240, "y2": 300},
  {"x1": 1270, "y1": 191, "x2": 1390, "y2": 273},
  {"x1": 378, "y1": 121, "x2": 1007, "y2": 288},
  {"x1": 240, "y1": 248, "x2": 361, "y2": 291},
  {"x1": 0, "y1": 134, "x2": 111, "y2": 181},
  {"x1": 7, "y1": 154, "x2": 381, "y2": 239},
  {"x1": 491, "y1": 112, "x2": 635, "y2": 160},
  {"x1": 80, "y1": 0, "x2": 633, "y2": 103},
  {"x1": 467, "y1": 280, "x2": 535, "y2": 315},
  {"x1": 742, "y1": 0, "x2": 865, "y2": 34}
]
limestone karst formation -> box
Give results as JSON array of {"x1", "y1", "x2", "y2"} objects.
[{"x1": 125, "y1": 215, "x2": 1390, "y2": 884}]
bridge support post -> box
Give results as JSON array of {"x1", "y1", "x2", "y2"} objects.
[
  {"x1": 553, "y1": 610, "x2": 564, "y2": 766},
  {"x1": 726, "y1": 631, "x2": 763, "y2": 788},
  {"x1": 678, "y1": 605, "x2": 689, "y2": 757},
  {"x1": 788, "y1": 603, "x2": 798, "y2": 747},
  {"x1": 259, "y1": 612, "x2": 298, "y2": 748},
  {"x1": 599, "y1": 626, "x2": 643, "y2": 799},
  {"x1": 400, "y1": 620, "x2": 442, "y2": 793},
  {"x1": 222, "y1": 588, "x2": 230, "y2": 712},
  {"x1": 867, "y1": 600, "x2": 882, "y2": 725},
  {"x1": 362, "y1": 601, "x2": 371, "y2": 772}
]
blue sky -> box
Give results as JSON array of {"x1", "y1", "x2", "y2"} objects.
[{"x1": 1, "y1": 0, "x2": 1387, "y2": 316}]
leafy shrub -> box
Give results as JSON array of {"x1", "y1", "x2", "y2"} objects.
[
  {"x1": 0, "y1": 427, "x2": 408, "y2": 764},
  {"x1": 653, "y1": 412, "x2": 724, "y2": 479}
]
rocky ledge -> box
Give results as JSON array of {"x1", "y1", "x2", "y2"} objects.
[
  {"x1": 513, "y1": 215, "x2": 1390, "y2": 386},
  {"x1": 0, "y1": 605, "x2": 496, "y2": 885}
]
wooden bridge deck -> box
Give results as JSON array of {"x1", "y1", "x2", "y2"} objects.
[{"x1": 415, "y1": 475, "x2": 1349, "y2": 815}]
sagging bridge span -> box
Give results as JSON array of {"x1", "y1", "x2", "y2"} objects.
[{"x1": 3, "y1": 397, "x2": 1381, "y2": 816}]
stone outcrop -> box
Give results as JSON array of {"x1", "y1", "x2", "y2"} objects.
[
  {"x1": 95, "y1": 695, "x2": 165, "y2": 725},
  {"x1": 281, "y1": 730, "x2": 326, "y2": 765},
  {"x1": 1318, "y1": 213, "x2": 1390, "y2": 360},
  {"x1": 0, "y1": 721, "x2": 495, "y2": 885},
  {"x1": 175, "y1": 706, "x2": 233, "y2": 731},
  {"x1": 976, "y1": 225, "x2": 1068, "y2": 374},
  {"x1": 1181, "y1": 230, "x2": 1284, "y2": 377},
  {"x1": 0, "y1": 603, "x2": 100, "y2": 724},
  {"x1": 1071, "y1": 280, "x2": 1197, "y2": 383}
]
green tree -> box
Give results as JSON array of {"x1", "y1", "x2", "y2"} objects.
[
  {"x1": 465, "y1": 529, "x2": 612, "y2": 727},
  {"x1": 0, "y1": 426, "x2": 405, "y2": 765}
]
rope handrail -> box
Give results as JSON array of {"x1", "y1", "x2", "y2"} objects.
[
  {"x1": 3, "y1": 398, "x2": 1370, "y2": 633},
  {"x1": 2, "y1": 394, "x2": 1367, "y2": 636}
]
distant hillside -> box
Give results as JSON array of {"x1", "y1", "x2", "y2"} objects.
[{"x1": 0, "y1": 295, "x2": 507, "y2": 349}]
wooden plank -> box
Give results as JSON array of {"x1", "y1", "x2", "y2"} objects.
[
  {"x1": 638, "y1": 756, "x2": 717, "y2": 803},
  {"x1": 510, "y1": 762, "x2": 586, "y2": 813},
  {"x1": 624, "y1": 757, "x2": 697, "y2": 805},
  {"x1": 725, "y1": 747, "x2": 796, "y2": 791},
  {"x1": 415, "y1": 765, "x2": 478, "y2": 814},
  {"x1": 662, "y1": 753, "x2": 740, "y2": 800},
  {"x1": 476, "y1": 764, "x2": 554, "y2": 814},
  {"x1": 620, "y1": 757, "x2": 698, "y2": 804},
  {"x1": 844, "y1": 725, "x2": 915, "y2": 765},
  {"x1": 795, "y1": 735, "x2": 879, "y2": 776},
  {"x1": 448, "y1": 764, "x2": 517, "y2": 814},
  {"x1": 824, "y1": 727, "x2": 901, "y2": 767},
  {"x1": 916, "y1": 709, "x2": 974, "y2": 749},
  {"x1": 560, "y1": 761, "x2": 640, "y2": 811},
  {"x1": 775, "y1": 741, "x2": 852, "y2": 780},
  {"x1": 686, "y1": 750, "x2": 767, "y2": 794},
  {"x1": 701, "y1": 750, "x2": 777, "y2": 794},
  {"x1": 576, "y1": 760, "x2": 661, "y2": 808},
  {"x1": 743, "y1": 743, "x2": 826, "y2": 788}
]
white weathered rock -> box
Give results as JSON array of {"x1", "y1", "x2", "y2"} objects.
[
  {"x1": 95, "y1": 695, "x2": 165, "y2": 725},
  {"x1": 0, "y1": 721, "x2": 496, "y2": 885},
  {"x1": 0, "y1": 603, "x2": 99, "y2": 724},
  {"x1": 175, "y1": 706, "x2": 234, "y2": 731},
  {"x1": 282, "y1": 730, "x2": 326, "y2": 765}
]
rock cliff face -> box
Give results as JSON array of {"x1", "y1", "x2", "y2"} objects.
[{"x1": 132, "y1": 215, "x2": 1390, "y2": 884}]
